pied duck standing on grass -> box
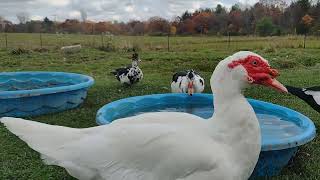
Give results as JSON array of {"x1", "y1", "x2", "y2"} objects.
[
  {"x1": 111, "y1": 52, "x2": 143, "y2": 85},
  {"x1": 286, "y1": 85, "x2": 320, "y2": 113},
  {"x1": 1, "y1": 51, "x2": 287, "y2": 180},
  {"x1": 171, "y1": 69, "x2": 205, "y2": 95}
]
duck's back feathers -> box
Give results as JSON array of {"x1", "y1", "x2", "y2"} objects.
[
  {"x1": 193, "y1": 75, "x2": 205, "y2": 93},
  {"x1": 306, "y1": 86, "x2": 320, "y2": 91},
  {"x1": 111, "y1": 66, "x2": 143, "y2": 85},
  {"x1": 112, "y1": 52, "x2": 143, "y2": 85},
  {"x1": 112, "y1": 65, "x2": 143, "y2": 85},
  {"x1": 172, "y1": 71, "x2": 188, "y2": 82},
  {"x1": 111, "y1": 67, "x2": 129, "y2": 81}
]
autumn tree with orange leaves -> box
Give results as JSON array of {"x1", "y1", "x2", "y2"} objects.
[
  {"x1": 301, "y1": 14, "x2": 314, "y2": 48},
  {"x1": 2, "y1": 0, "x2": 320, "y2": 36}
]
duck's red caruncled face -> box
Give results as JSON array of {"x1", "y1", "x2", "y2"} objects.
[{"x1": 228, "y1": 55, "x2": 288, "y2": 93}]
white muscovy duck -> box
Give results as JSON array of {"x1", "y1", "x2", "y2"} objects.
[
  {"x1": 111, "y1": 52, "x2": 143, "y2": 85},
  {"x1": 286, "y1": 85, "x2": 320, "y2": 113},
  {"x1": 0, "y1": 51, "x2": 287, "y2": 180},
  {"x1": 171, "y1": 70, "x2": 205, "y2": 95}
]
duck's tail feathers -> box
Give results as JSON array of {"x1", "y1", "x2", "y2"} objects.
[
  {"x1": 0, "y1": 117, "x2": 103, "y2": 179},
  {"x1": 0, "y1": 117, "x2": 84, "y2": 154}
]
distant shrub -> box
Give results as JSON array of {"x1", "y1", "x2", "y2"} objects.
[{"x1": 11, "y1": 48, "x2": 30, "y2": 55}]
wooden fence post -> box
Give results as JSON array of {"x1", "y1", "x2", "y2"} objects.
[
  {"x1": 5, "y1": 33, "x2": 8, "y2": 49},
  {"x1": 40, "y1": 33, "x2": 43, "y2": 49},
  {"x1": 228, "y1": 31, "x2": 231, "y2": 48},
  {"x1": 101, "y1": 33, "x2": 104, "y2": 47},
  {"x1": 167, "y1": 24, "x2": 170, "y2": 52},
  {"x1": 303, "y1": 34, "x2": 306, "y2": 49},
  {"x1": 167, "y1": 33, "x2": 170, "y2": 52}
]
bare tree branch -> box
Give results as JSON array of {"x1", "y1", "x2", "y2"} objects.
[{"x1": 16, "y1": 12, "x2": 30, "y2": 24}]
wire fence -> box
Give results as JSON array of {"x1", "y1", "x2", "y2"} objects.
[{"x1": 0, "y1": 33, "x2": 319, "y2": 52}]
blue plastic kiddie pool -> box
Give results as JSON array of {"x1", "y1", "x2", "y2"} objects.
[
  {"x1": 96, "y1": 93, "x2": 316, "y2": 178},
  {"x1": 0, "y1": 72, "x2": 94, "y2": 117}
]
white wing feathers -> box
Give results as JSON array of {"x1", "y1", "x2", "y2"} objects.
[
  {"x1": 305, "y1": 90, "x2": 320, "y2": 105},
  {"x1": 0, "y1": 115, "x2": 226, "y2": 180}
]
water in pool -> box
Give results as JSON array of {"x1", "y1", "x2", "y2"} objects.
[
  {"x1": 120, "y1": 104, "x2": 304, "y2": 140},
  {"x1": 0, "y1": 81, "x2": 74, "y2": 91}
]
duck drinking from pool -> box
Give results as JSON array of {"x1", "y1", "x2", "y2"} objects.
[{"x1": 171, "y1": 69, "x2": 205, "y2": 96}]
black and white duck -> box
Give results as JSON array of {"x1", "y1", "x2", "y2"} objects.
[
  {"x1": 111, "y1": 52, "x2": 143, "y2": 85},
  {"x1": 171, "y1": 69, "x2": 205, "y2": 95},
  {"x1": 286, "y1": 85, "x2": 320, "y2": 113}
]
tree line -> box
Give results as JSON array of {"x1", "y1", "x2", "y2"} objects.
[{"x1": 0, "y1": 0, "x2": 319, "y2": 36}]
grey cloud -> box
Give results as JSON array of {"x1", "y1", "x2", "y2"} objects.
[{"x1": 0, "y1": 0, "x2": 261, "y2": 23}]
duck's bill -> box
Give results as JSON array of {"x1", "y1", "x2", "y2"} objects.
[
  {"x1": 187, "y1": 82, "x2": 194, "y2": 96},
  {"x1": 262, "y1": 78, "x2": 288, "y2": 93},
  {"x1": 187, "y1": 88, "x2": 194, "y2": 96}
]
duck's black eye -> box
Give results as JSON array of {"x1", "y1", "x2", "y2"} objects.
[{"x1": 252, "y1": 60, "x2": 258, "y2": 66}]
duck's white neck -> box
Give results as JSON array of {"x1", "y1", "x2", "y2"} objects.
[
  {"x1": 210, "y1": 61, "x2": 246, "y2": 111},
  {"x1": 132, "y1": 60, "x2": 139, "y2": 67},
  {"x1": 208, "y1": 61, "x2": 261, "y2": 177}
]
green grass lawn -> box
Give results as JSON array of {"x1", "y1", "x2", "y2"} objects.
[{"x1": 0, "y1": 34, "x2": 320, "y2": 179}]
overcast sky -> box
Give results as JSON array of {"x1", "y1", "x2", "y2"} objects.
[{"x1": 0, "y1": 0, "x2": 273, "y2": 23}]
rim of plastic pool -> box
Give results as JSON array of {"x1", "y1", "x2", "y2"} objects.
[
  {"x1": 0, "y1": 71, "x2": 94, "y2": 99},
  {"x1": 96, "y1": 93, "x2": 316, "y2": 151}
]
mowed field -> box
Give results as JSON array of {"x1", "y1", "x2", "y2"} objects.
[{"x1": 0, "y1": 33, "x2": 320, "y2": 179}]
